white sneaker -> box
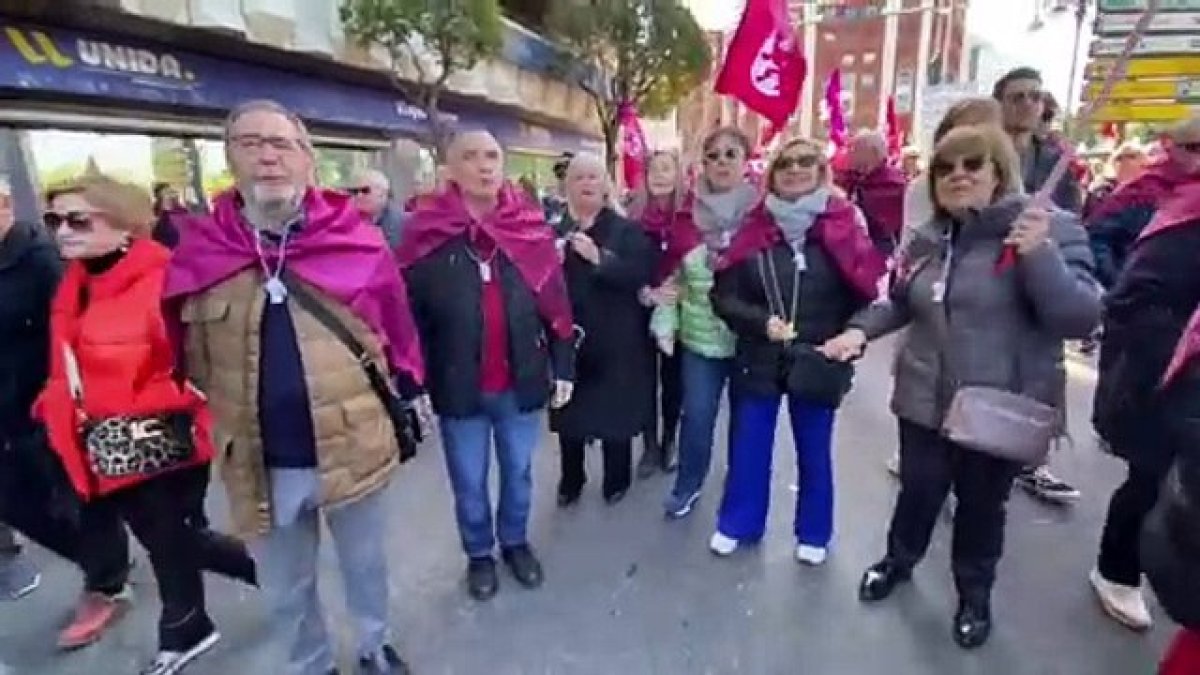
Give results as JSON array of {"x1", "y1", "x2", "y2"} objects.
[
  {"x1": 1089, "y1": 568, "x2": 1152, "y2": 631},
  {"x1": 709, "y1": 532, "x2": 739, "y2": 556},
  {"x1": 886, "y1": 453, "x2": 901, "y2": 477},
  {"x1": 140, "y1": 631, "x2": 221, "y2": 675},
  {"x1": 795, "y1": 545, "x2": 827, "y2": 566}
]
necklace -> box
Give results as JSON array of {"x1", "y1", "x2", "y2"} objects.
[{"x1": 464, "y1": 243, "x2": 498, "y2": 283}]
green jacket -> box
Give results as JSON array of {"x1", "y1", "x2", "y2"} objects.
[{"x1": 650, "y1": 246, "x2": 736, "y2": 359}]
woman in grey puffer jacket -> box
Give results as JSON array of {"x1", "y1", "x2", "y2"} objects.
[{"x1": 821, "y1": 124, "x2": 1102, "y2": 649}]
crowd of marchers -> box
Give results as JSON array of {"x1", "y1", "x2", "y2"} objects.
[{"x1": 0, "y1": 64, "x2": 1197, "y2": 675}]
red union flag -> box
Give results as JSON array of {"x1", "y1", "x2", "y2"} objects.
[{"x1": 714, "y1": 0, "x2": 807, "y2": 129}]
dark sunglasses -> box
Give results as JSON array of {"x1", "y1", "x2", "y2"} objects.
[
  {"x1": 347, "y1": 186, "x2": 372, "y2": 196},
  {"x1": 931, "y1": 154, "x2": 989, "y2": 179},
  {"x1": 705, "y1": 148, "x2": 741, "y2": 162},
  {"x1": 43, "y1": 211, "x2": 94, "y2": 232},
  {"x1": 1176, "y1": 141, "x2": 1200, "y2": 154},
  {"x1": 1004, "y1": 89, "x2": 1043, "y2": 105},
  {"x1": 774, "y1": 155, "x2": 821, "y2": 172}
]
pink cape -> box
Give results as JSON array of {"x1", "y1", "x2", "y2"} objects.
[
  {"x1": 164, "y1": 187, "x2": 425, "y2": 384},
  {"x1": 1088, "y1": 158, "x2": 1195, "y2": 226},
  {"x1": 839, "y1": 164, "x2": 907, "y2": 240},
  {"x1": 718, "y1": 197, "x2": 887, "y2": 302},
  {"x1": 396, "y1": 182, "x2": 574, "y2": 340},
  {"x1": 1147, "y1": 183, "x2": 1200, "y2": 387}
]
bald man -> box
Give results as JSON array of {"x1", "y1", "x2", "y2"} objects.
[
  {"x1": 839, "y1": 130, "x2": 907, "y2": 255},
  {"x1": 398, "y1": 130, "x2": 576, "y2": 602},
  {"x1": 349, "y1": 169, "x2": 405, "y2": 248}
]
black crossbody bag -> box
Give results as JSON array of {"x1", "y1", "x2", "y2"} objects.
[{"x1": 280, "y1": 273, "x2": 421, "y2": 463}]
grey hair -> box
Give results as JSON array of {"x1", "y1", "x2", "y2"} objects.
[
  {"x1": 564, "y1": 152, "x2": 620, "y2": 211},
  {"x1": 852, "y1": 129, "x2": 888, "y2": 154},
  {"x1": 353, "y1": 168, "x2": 390, "y2": 191},
  {"x1": 223, "y1": 99, "x2": 313, "y2": 152},
  {"x1": 1168, "y1": 113, "x2": 1200, "y2": 140}
]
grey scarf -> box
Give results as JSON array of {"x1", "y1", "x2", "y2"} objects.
[
  {"x1": 694, "y1": 182, "x2": 758, "y2": 251},
  {"x1": 765, "y1": 188, "x2": 830, "y2": 271}
]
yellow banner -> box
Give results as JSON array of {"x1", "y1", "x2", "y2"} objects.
[
  {"x1": 1087, "y1": 56, "x2": 1200, "y2": 79},
  {"x1": 1085, "y1": 78, "x2": 1200, "y2": 101},
  {"x1": 1092, "y1": 102, "x2": 1200, "y2": 123}
]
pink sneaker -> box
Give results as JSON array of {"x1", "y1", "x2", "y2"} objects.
[{"x1": 58, "y1": 588, "x2": 131, "y2": 650}]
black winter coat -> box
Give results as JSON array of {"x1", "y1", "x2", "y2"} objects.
[
  {"x1": 404, "y1": 234, "x2": 576, "y2": 418},
  {"x1": 712, "y1": 237, "x2": 868, "y2": 399},
  {"x1": 0, "y1": 222, "x2": 61, "y2": 442},
  {"x1": 549, "y1": 209, "x2": 656, "y2": 440},
  {"x1": 1143, "y1": 363, "x2": 1200, "y2": 629},
  {"x1": 1094, "y1": 221, "x2": 1200, "y2": 473}
]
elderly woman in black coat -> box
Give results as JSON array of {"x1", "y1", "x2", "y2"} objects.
[{"x1": 551, "y1": 154, "x2": 657, "y2": 505}]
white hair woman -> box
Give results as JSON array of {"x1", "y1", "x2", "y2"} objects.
[{"x1": 551, "y1": 153, "x2": 658, "y2": 505}]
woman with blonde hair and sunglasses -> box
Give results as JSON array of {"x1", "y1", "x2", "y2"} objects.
[
  {"x1": 822, "y1": 124, "x2": 1101, "y2": 649},
  {"x1": 707, "y1": 138, "x2": 886, "y2": 564},
  {"x1": 34, "y1": 175, "x2": 255, "y2": 675}
]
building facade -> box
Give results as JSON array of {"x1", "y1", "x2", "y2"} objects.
[{"x1": 0, "y1": 0, "x2": 604, "y2": 221}]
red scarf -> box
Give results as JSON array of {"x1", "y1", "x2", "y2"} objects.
[
  {"x1": 841, "y1": 164, "x2": 907, "y2": 240},
  {"x1": 638, "y1": 194, "x2": 700, "y2": 284},
  {"x1": 1151, "y1": 184, "x2": 1200, "y2": 388},
  {"x1": 1088, "y1": 158, "x2": 1196, "y2": 226},
  {"x1": 1161, "y1": 630, "x2": 1200, "y2": 675},
  {"x1": 397, "y1": 182, "x2": 574, "y2": 340},
  {"x1": 718, "y1": 197, "x2": 886, "y2": 302}
]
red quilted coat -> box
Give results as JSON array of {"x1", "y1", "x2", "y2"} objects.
[{"x1": 34, "y1": 239, "x2": 214, "y2": 499}]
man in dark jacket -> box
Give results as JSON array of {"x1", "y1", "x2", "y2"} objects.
[
  {"x1": 0, "y1": 179, "x2": 132, "y2": 645},
  {"x1": 349, "y1": 168, "x2": 406, "y2": 249},
  {"x1": 994, "y1": 66, "x2": 1084, "y2": 502}
]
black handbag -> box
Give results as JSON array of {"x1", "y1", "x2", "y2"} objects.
[
  {"x1": 281, "y1": 274, "x2": 422, "y2": 463},
  {"x1": 757, "y1": 252, "x2": 854, "y2": 407}
]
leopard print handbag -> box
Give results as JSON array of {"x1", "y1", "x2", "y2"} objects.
[{"x1": 62, "y1": 342, "x2": 194, "y2": 479}]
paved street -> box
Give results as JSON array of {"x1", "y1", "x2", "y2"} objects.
[{"x1": 0, "y1": 340, "x2": 1176, "y2": 674}]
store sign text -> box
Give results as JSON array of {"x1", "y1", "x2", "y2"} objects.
[{"x1": 4, "y1": 27, "x2": 194, "y2": 83}]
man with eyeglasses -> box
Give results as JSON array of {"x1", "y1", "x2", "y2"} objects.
[
  {"x1": 993, "y1": 67, "x2": 1085, "y2": 504},
  {"x1": 166, "y1": 99, "x2": 424, "y2": 675},
  {"x1": 348, "y1": 169, "x2": 405, "y2": 249}
]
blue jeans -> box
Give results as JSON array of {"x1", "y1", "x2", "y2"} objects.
[
  {"x1": 253, "y1": 469, "x2": 391, "y2": 675},
  {"x1": 670, "y1": 349, "x2": 737, "y2": 499},
  {"x1": 716, "y1": 391, "x2": 836, "y2": 547},
  {"x1": 438, "y1": 391, "x2": 541, "y2": 558}
]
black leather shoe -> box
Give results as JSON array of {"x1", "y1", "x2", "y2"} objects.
[
  {"x1": 858, "y1": 560, "x2": 911, "y2": 603},
  {"x1": 952, "y1": 599, "x2": 992, "y2": 650},
  {"x1": 557, "y1": 485, "x2": 582, "y2": 508},
  {"x1": 359, "y1": 644, "x2": 411, "y2": 674},
  {"x1": 466, "y1": 557, "x2": 498, "y2": 601},
  {"x1": 604, "y1": 488, "x2": 628, "y2": 505},
  {"x1": 501, "y1": 545, "x2": 544, "y2": 589}
]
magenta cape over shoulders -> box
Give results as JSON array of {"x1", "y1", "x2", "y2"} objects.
[{"x1": 164, "y1": 187, "x2": 424, "y2": 384}]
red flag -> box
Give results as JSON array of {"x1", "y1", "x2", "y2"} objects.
[
  {"x1": 885, "y1": 96, "x2": 903, "y2": 160},
  {"x1": 714, "y1": 0, "x2": 807, "y2": 129},
  {"x1": 617, "y1": 101, "x2": 649, "y2": 189}
]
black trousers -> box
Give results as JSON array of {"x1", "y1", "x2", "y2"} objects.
[
  {"x1": 559, "y1": 436, "x2": 633, "y2": 499},
  {"x1": 885, "y1": 420, "x2": 1022, "y2": 602},
  {"x1": 0, "y1": 432, "x2": 129, "y2": 594},
  {"x1": 1098, "y1": 463, "x2": 1166, "y2": 586},
  {"x1": 645, "y1": 349, "x2": 683, "y2": 450},
  {"x1": 105, "y1": 464, "x2": 255, "y2": 651}
]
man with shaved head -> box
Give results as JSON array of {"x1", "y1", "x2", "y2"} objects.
[
  {"x1": 398, "y1": 129, "x2": 577, "y2": 601},
  {"x1": 838, "y1": 129, "x2": 907, "y2": 256},
  {"x1": 348, "y1": 168, "x2": 405, "y2": 248}
]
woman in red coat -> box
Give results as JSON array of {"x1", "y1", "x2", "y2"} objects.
[{"x1": 34, "y1": 175, "x2": 253, "y2": 675}]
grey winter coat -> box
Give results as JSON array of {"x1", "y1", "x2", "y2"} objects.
[{"x1": 849, "y1": 194, "x2": 1102, "y2": 432}]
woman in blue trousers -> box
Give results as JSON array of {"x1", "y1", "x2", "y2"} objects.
[{"x1": 708, "y1": 138, "x2": 886, "y2": 564}]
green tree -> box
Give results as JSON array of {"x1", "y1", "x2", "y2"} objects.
[
  {"x1": 549, "y1": 0, "x2": 711, "y2": 174},
  {"x1": 340, "y1": 0, "x2": 504, "y2": 158}
]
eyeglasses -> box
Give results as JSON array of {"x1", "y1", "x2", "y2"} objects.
[
  {"x1": 774, "y1": 155, "x2": 821, "y2": 172},
  {"x1": 1004, "y1": 89, "x2": 1043, "y2": 105},
  {"x1": 347, "y1": 186, "x2": 372, "y2": 196},
  {"x1": 931, "y1": 154, "x2": 989, "y2": 179},
  {"x1": 1176, "y1": 141, "x2": 1200, "y2": 154},
  {"x1": 229, "y1": 134, "x2": 305, "y2": 153},
  {"x1": 43, "y1": 211, "x2": 94, "y2": 232},
  {"x1": 705, "y1": 148, "x2": 741, "y2": 163}
]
